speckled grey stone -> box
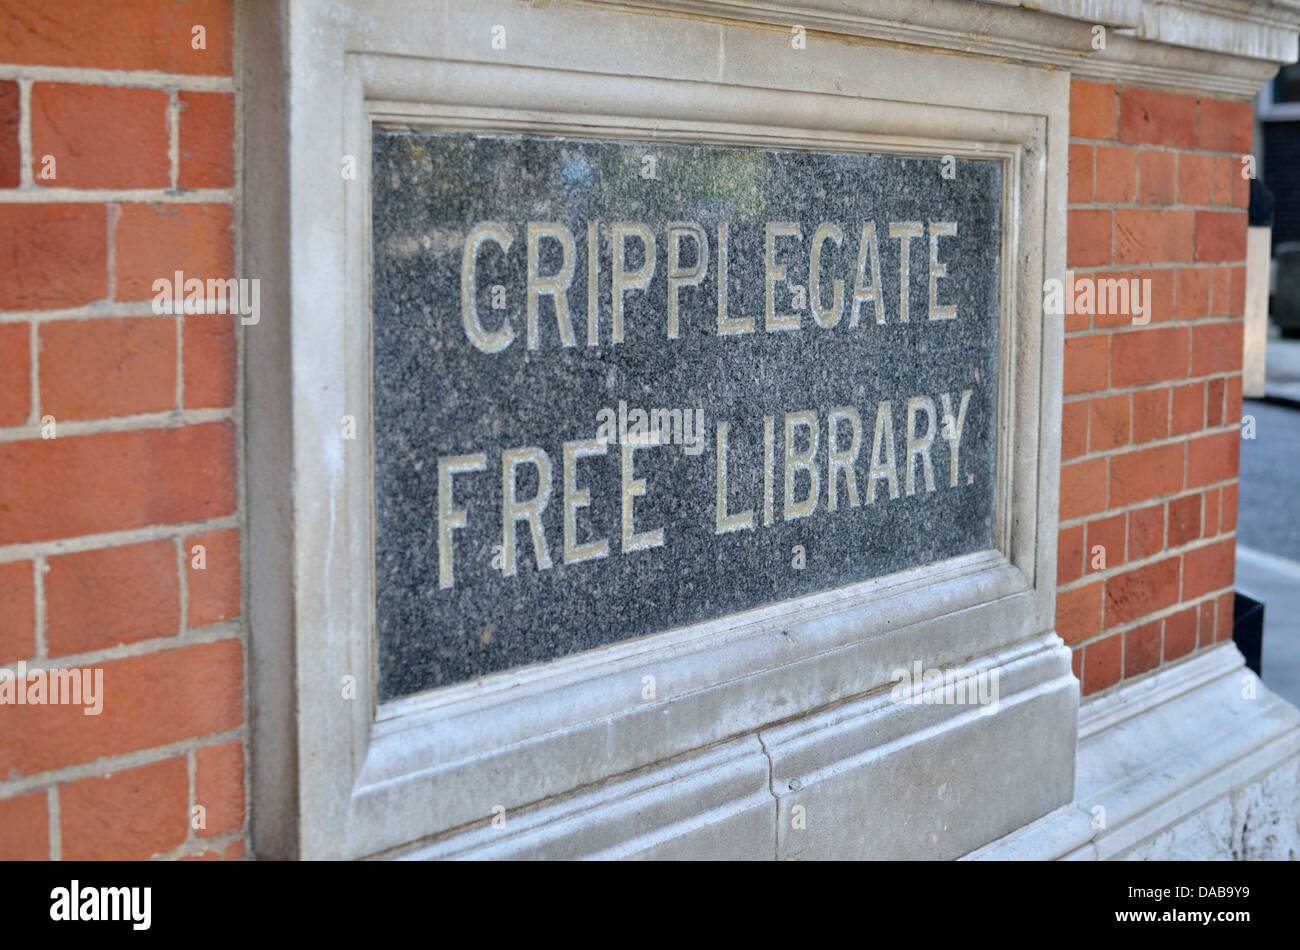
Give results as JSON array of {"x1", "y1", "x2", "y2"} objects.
[{"x1": 371, "y1": 128, "x2": 1001, "y2": 700}]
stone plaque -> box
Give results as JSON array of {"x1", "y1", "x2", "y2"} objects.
[{"x1": 371, "y1": 128, "x2": 1002, "y2": 700}]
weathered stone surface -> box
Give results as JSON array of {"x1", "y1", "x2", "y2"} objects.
[{"x1": 371, "y1": 128, "x2": 1002, "y2": 699}]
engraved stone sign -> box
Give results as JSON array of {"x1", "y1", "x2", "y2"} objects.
[{"x1": 371, "y1": 128, "x2": 1001, "y2": 699}]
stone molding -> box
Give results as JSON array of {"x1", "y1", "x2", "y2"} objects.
[{"x1": 597, "y1": 0, "x2": 1300, "y2": 98}]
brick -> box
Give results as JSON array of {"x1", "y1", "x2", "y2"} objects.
[
  {"x1": 1109, "y1": 441, "x2": 1184, "y2": 507},
  {"x1": 1086, "y1": 514, "x2": 1125, "y2": 573},
  {"x1": 1226, "y1": 375, "x2": 1243, "y2": 425},
  {"x1": 1186, "y1": 430, "x2": 1239, "y2": 487},
  {"x1": 1094, "y1": 146, "x2": 1135, "y2": 203},
  {"x1": 1089, "y1": 394, "x2": 1129, "y2": 451},
  {"x1": 1128, "y1": 503, "x2": 1165, "y2": 561},
  {"x1": 0, "y1": 638, "x2": 243, "y2": 777},
  {"x1": 1221, "y1": 482, "x2": 1238, "y2": 532},
  {"x1": 183, "y1": 840, "x2": 246, "y2": 861},
  {"x1": 1138, "y1": 267, "x2": 1174, "y2": 324},
  {"x1": 1124, "y1": 620, "x2": 1162, "y2": 678},
  {"x1": 0, "y1": 322, "x2": 29, "y2": 426},
  {"x1": 183, "y1": 314, "x2": 236, "y2": 408},
  {"x1": 0, "y1": 422, "x2": 236, "y2": 545},
  {"x1": 1203, "y1": 489, "x2": 1220, "y2": 539},
  {"x1": 1216, "y1": 591, "x2": 1235, "y2": 642},
  {"x1": 1232, "y1": 165, "x2": 1250, "y2": 209},
  {"x1": 1114, "y1": 209, "x2": 1193, "y2": 264},
  {"x1": 1191, "y1": 322, "x2": 1242, "y2": 376},
  {"x1": 1058, "y1": 523, "x2": 1085, "y2": 585},
  {"x1": 1164, "y1": 606, "x2": 1198, "y2": 660},
  {"x1": 0, "y1": 560, "x2": 35, "y2": 664},
  {"x1": 1198, "y1": 98, "x2": 1252, "y2": 154},
  {"x1": 0, "y1": 204, "x2": 106, "y2": 309},
  {"x1": 178, "y1": 91, "x2": 235, "y2": 190},
  {"x1": 1064, "y1": 334, "x2": 1109, "y2": 394},
  {"x1": 1091, "y1": 269, "x2": 1171, "y2": 329},
  {"x1": 1062, "y1": 399, "x2": 1088, "y2": 460},
  {"x1": 1068, "y1": 144, "x2": 1093, "y2": 203},
  {"x1": 1168, "y1": 493, "x2": 1202, "y2": 547},
  {"x1": 60, "y1": 757, "x2": 188, "y2": 860},
  {"x1": 1137, "y1": 150, "x2": 1175, "y2": 204},
  {"x1": 1111, "y1": 326, "x2": 1188, "y2": 387},
  {"x1": 1194, "y1": 211, "x2": 1247, "y2": 263},
  {"x1": 1210, "y1": 265, "x2": 1232, "y2": 316},
  {"x1": 194, "y1": 741, "x2": 244, "y2": 837},
  {"x1": 185, "y1": 841, "x2": 246, "y2": 861},
  {"x1": 1229, "y1": 265, "x2": 1247, "y2": 316},
  {"x1": 1057, "y1": 580, "x2": 1103, "y2": 646},
  {"x1": 39, "y1": 317, "x2": 176, "y2": 421},
  {"x1": 1131, "y1": 386, "x2": 1169, "y2": 443},
  {"x1": 0, "y1": 0, "x2": 233, "y2": 75},
  {"x1": 1199, "y1": 599, "x2": 1216, "y2": 647},
  {"x1": 1105, "y1": 556, "x2": 1181, "y2": 627},
  {"x1": 1206, "y1": 377, "x2": 1225, "y2": 428},
  {"x1": 114, "y1": 203, "x2": 233, "y2": 302},
  {"x1": 31, "y1": 84, "x2": 168, "y2": 189},
  {"x1": 1061, "y1": 458, "x2": 1108, "y2": 520},
  {"x1": 0, "y1": 791, "x2": 47, "y2": 860},
  {"x1": 1119, "y1": 87, "x2": 1198, "y2": 148},
  {"x1": 1070, "y1": 80, "x2": 1117, "y2": 140},
  {"x1": 46, "y1": 540, "x2": 179, "y2": 656},
  {"x1": 1171, "y1": 382, "x2": 1204, "y2": 434},
  {"x1": 1083, "y1": 633, "x2": 1122, "y2": 695},
  {"x1": 1176, "y1": 266, "x2": 1212, "y2": 319},
  {"x1": 1072, "y1": 647, "x2": 1083, "y2": 680},
  {"x1": 1184, "y1": 538, "x2": 1234, "y2": 598},
  {"x1": 186, "y1": 527, "x2": 240, "y2": 627},
  {"x1": 1212, "y1": 156, "x2": 1233, "y2": 205},
  {"x1": 0, "y1": 81, "x2": 17, "y2": 189},
  {"x1": 1177, "y1": 153, "x2": 1213, "y2": 206},
  {"x1": 1069, "y1": 209, "x2": 1111, "y2": 267}
]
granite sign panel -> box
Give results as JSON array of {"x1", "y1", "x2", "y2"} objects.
[{"x1": 371, "y1": 128, "x2": 1002, "y2": 700}]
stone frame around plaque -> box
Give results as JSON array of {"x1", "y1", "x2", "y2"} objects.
[{"x1": 243, "y1": 0, "x2": 1068, "y2": 859}]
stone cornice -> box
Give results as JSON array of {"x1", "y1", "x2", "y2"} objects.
[{"x1": 593, "y1": 0, "x2": 1300, "y2": 99}]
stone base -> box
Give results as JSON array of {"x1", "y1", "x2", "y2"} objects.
[
  {"x1": 967, "y1": 644, "x2": 1300, "y2": 861},
  {"x1": 382, "y1": 641, "x2": 1300, "y2": 860},
  {"x1": 384, "y1": 634, "x2": 1078, "y2": 859}
]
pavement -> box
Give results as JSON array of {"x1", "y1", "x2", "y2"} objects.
[
  {"x1": 1237, "y1": 397, "x2": 1300, "y2": 561},
  {"x1": 1264, "y1": 323, "x2": 1300, "y2": 406},
  {"x1": 1236, "y1": 547, "x2": 1300, "y2": 709},
  {"x1": 1236, "y1": 330, "x2": 1300, "y2": 709}
]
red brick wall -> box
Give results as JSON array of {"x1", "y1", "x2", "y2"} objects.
[
  {"x1": 0, "y1": 0, "x2": 245, "y2": 860},
  {"x1": 1060, "y1": 80, "x2": 1249, "y2": 696}
]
